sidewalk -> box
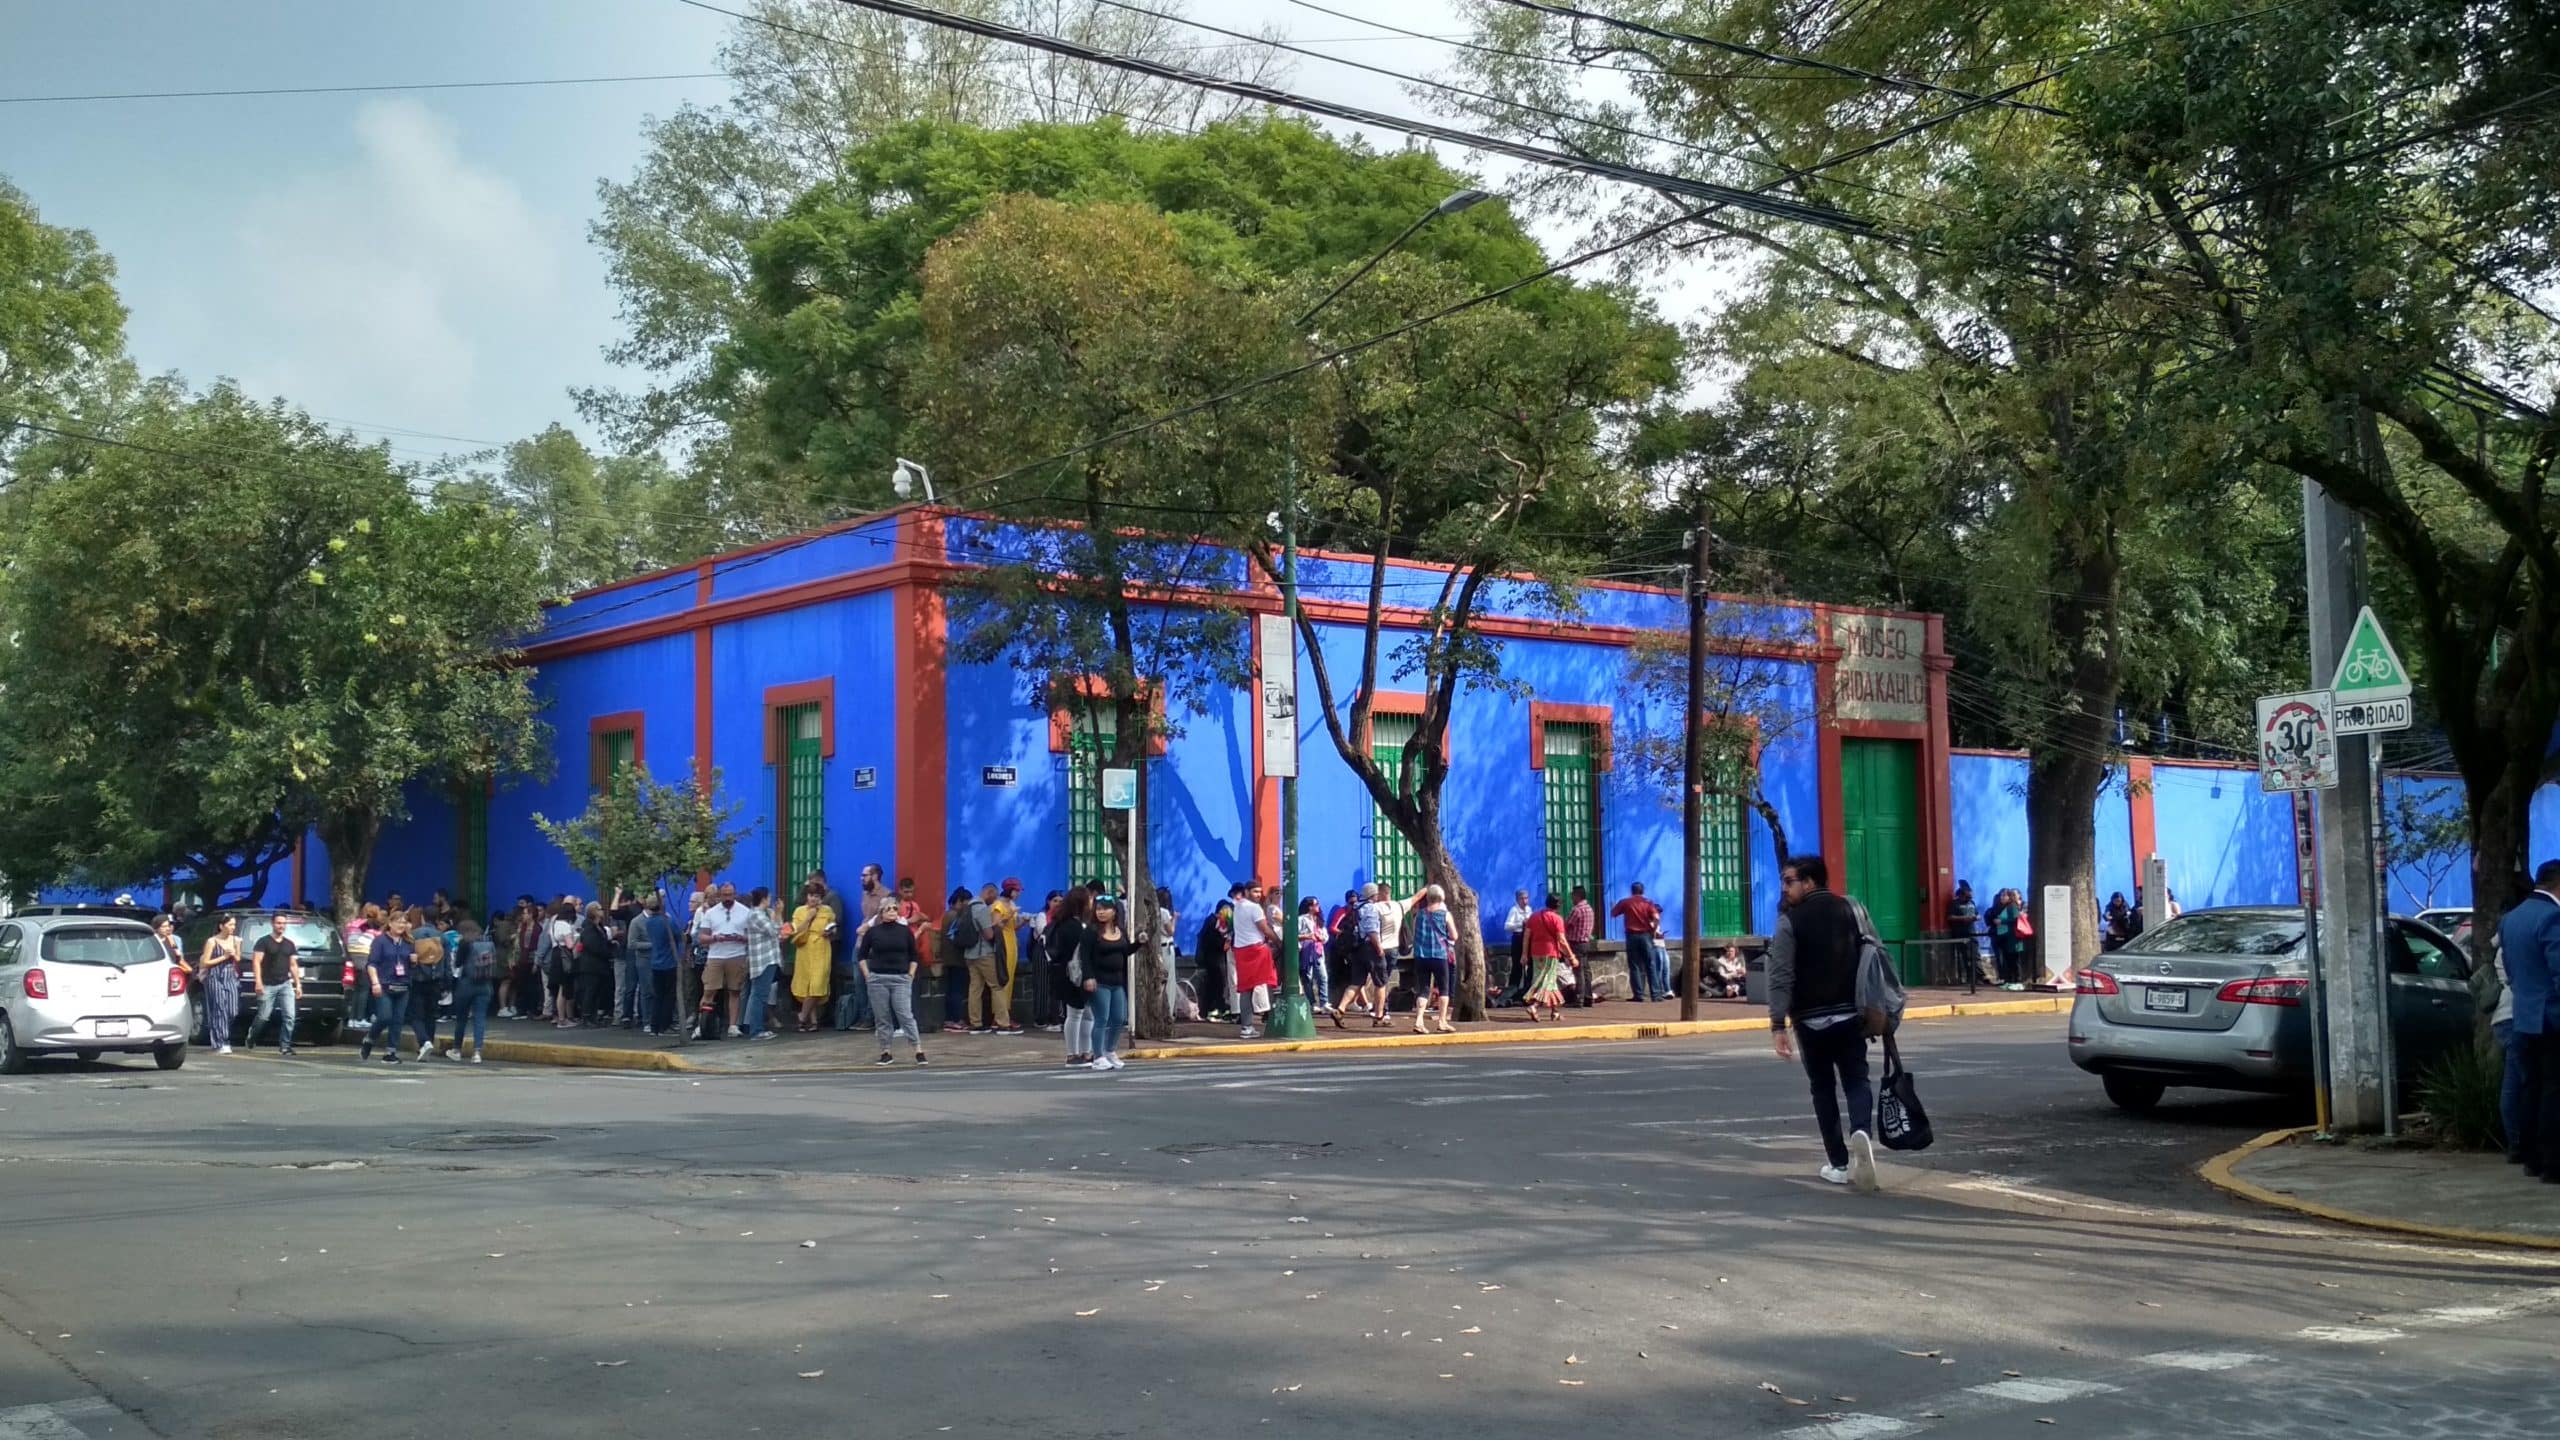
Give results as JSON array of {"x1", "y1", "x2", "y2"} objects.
[
  {"x1": 455, "y1": 987, "x2": 2068, "y2": 1074},
  {"x1": 2202, "y1": 1128, "x2": 2560, "y2": 1250}
]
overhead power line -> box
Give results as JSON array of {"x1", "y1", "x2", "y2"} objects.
[
  {"x1": 1478, "y1": 0, "x2": 2066, "y2": 117},
  {"x1": 807, "y1": 0, "x2": 1887, "y2": 238}
]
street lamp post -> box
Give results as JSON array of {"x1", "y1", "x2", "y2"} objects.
[{"x1": 1266, "y1": 188, "x2": 1492, "y2": 1042}]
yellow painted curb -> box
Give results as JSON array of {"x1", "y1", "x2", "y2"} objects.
[
  {"x1": 469, "y1": 1038, "x2": 700, "y2": 1073},
  {"x1": 2197, "y1": 1126, "x2": 2560, "y2": 1252},
  {"x1": 1125, "y1": 996, "x2": 2067, "y2": 1060}
]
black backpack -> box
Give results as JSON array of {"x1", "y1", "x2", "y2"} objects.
[{"x1": 946, "y1": 903, "x2": 982, "y2": 955}]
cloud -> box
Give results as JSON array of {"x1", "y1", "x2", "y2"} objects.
[{"x1": 225, "y1": 98, "x2": 564, "y2": 434}]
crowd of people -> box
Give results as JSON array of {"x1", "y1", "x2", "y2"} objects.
[{"x1": 298, "y1": 867, "x2": 1763, "y2": 1070}]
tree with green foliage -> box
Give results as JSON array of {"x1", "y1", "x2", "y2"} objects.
[
  {"x1": 912, "y1": 194, "x2": 1307, "y2": 1038},
  {"x1": 0, "y1": 178, "x2": 125, "y2": 445},
  {"x1": 1225, "y1": 256, "x2": 1679, "y2": 1019},
  {"x1": 1447, "y1": 0, "x2": 2317, "y2": 967},
  {"x1": 582, "y1": 0, "x2": 1280, "y2": 534},
  {"x1": 439, "y1": 423, "x2": 712, "y2": 594},
  {"x1": 0, "y1": 382, "x2": 552, "y2": 918},
  {"x1": 537, "y1": 764, "x2": 749, "y2": 902}
]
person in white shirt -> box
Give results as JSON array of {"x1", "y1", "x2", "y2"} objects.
[
  {"x1": 1501, "y1": 889, "x2": 1533, "y2": 1006},
  {"x1": 1228, "y1": 881, "x2": 1277, "y2": 1038},
  {"x1": 1355, "y1": 883, "x2": 1402, "y2": 1028},
  {"x1": 689, "y1": 882, "x2": 752, "y2": 1039}
]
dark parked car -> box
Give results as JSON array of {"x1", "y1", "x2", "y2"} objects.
[
  {"x1": 2069, "y1": 906, "x2": 2474, "y2": 1111},
  {"x1": 179, "y1": 910, "x2": 353, "y2": 1047}
]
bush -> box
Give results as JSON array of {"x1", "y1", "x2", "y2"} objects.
[{"x1": 2415, "y1": 1039, "x2": 2506, "y2": 1152}]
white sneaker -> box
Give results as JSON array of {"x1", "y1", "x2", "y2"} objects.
[
  {"x1": 1087, "y1": 1057, "x2": 1114, "y2": 1071},
  {"x1": 214, "y1": 1045, "x2": 232, "y2": 1055},
  {"x1": 446, "y1": 1047, "x2": 465, "y2": 1063},
  {"x1": 1109, "y1": 1054, "x2": 1128, "y2": 1070},
  {"x1": 469, "y1": 1052, "x2": 484, "y2": 1064},
  {"x1": 1848, "y1": 1130, "x2": 1881, "y2": 1193},
  {"x1": 1819, "y1": 1164, "x2": 1850, "y2": 1185}
]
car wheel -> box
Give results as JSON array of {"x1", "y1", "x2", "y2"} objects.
[
  {"x1": 0, "y1": 1016, "x2": 26, "y2": 1076},
  {"x1": 2103, "y1": 1072, "x2": 2166, "y2": 1113},
  {"x1": 75, "y1": 1049, "x2": 101, "y2": 1063},
  {"x1": 154, "y1": 1043, "x2": 187, "y2": 1071}
]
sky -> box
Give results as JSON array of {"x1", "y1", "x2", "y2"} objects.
[{"x1": 0, "y1": 0, "x2": 1565, "y2": 470}]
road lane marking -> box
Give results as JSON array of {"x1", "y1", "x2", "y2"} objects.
[
  {"x1": 1966, "y1": 1378, "x2": 2118, "y2": 1404},
  {"x1": 2298, "y1": 1285, "x2": 2560, "y2": 1344},
  {"x1": 2135, "y1": 1350, "x2": 2267, "y2": 1371},
  {"x1": 1778, "y1": 1416, "x2": 1915, "y2": 1440},
  {"x1": 2298, "y1": 1325, "x2": 2406, "y2": 1343}
]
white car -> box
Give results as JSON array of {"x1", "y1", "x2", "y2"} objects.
[{"x1": 0, "y1": 914, "x2": 192, "y2": 1071}]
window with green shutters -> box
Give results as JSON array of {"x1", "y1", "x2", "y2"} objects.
[
  {"x1": 1700, "y1": 761, "x2": 1749, "y2": 936},
  {"x1": 778, "y1": 703, "x2": 825, "y2": 889},
  {"x1": 1368, "y1": 713, "x2": 1425, "y2": 898},
  {"x1": 1541, "y1": 722, "x2": 1599, "y2": 904},
  {"x1": 1067, "y1": 709, "x2": 1122, "y2": 891}
]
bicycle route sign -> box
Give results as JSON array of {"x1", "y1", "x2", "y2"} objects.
[
  {"x1": 2256, "y1": 689, "x2": 2339, "y2": 793},
  {"x1": 2328, "y1": 604, "x2": 2412, "y2": 735}
]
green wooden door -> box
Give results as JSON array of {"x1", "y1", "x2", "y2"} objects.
[
  {"x1": 1541, "y1": 722, "x2": 1598, "y2": 904},
  {"x1": 1067, "y1": 714, "x2": 1123, "y2": 892},
  {"x1": 779, "y1": 703, "x2": 825, "y2": 889},
  {"x1": 1841, "y1": 737, "x2": 1921, "y2": 979},
  {"x1": 1700, "y1": 759, "x2": 1748, "y2": 936},
  {"x1": 458, "y1": 784, "x2": 490, "y2": 918},
  {"x1": 1369, "y1": 714, "x2": 1425, "y2": 897}
]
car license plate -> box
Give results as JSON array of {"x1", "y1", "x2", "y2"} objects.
[
  {"x1": 95, "y1": 1019, "x2": 130, "y2": 1038},
  {"x1": 2142, "y1": 987, "x2": 2190, "y2": 1014}
]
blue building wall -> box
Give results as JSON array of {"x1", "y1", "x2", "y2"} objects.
[
  {"x1": 2149, "y1": 762, "x2": 2299, "y2": 908},
  {"x1": 2382, "y1": 773, "x2": 2473, "y2": 913},
  {"x1": 708, "y1": 590, "x2": 899, "y2": 892}
]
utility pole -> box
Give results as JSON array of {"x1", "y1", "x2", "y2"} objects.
[
  {"x1": 2302, "y1": 410, "x2": 2393, "y2": 1133},
  {"x1": 1678, "y1": 492, "x2": 1710, "y2": 1022}
]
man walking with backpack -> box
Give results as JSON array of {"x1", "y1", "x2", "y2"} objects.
[{"x1": 1768, "y1": 854, "x2": 1880, "y2": 1193}]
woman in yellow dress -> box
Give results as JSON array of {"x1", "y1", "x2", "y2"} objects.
[{"x1": 788, "y1": 880, "x2": 837, "y2": 1033}]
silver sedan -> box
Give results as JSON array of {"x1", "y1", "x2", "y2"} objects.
[{"x1": 2068, "y1": 906, "x2": 2473, "y2": 1112}]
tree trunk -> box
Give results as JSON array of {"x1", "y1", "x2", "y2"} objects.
[
  {"x1": 319, "y1": 809, "x2": 380, "y2": 928},
  {"x1": 1413, "y1": 832, "x2": 1487, "y2": 1021},
  {"x1": 2463, "y1": 756, "x2": 2538, "y2": 1034},
  {"x1": 2026, "y1": 751, "x2": 2105, "y2": 983}
]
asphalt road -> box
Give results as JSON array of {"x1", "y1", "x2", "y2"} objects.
[{"x1": 0, "y1": 1017, "x2": 2551, "y2": 1440}]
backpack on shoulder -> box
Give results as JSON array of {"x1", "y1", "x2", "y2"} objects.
[{"x1": 1849, "y1": 897, "x2": 1907, "y2": 1037}]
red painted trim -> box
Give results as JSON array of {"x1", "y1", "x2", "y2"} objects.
[
  {"x1": 2126, "y1": 757, "x2": 2159, "y2": 878},
  {"x1": 1045, "y1": 677, "x2": 1170, "y2": 757},
  {"x1": 2152, "y1": 756, "x2": 2262, "y2": 773},
  {"x1": 896, "y1": 512, "x2": 949, "y2": 914},
  {"x1": 1352, "y1": 690, "x2": 1449, "y2": 762},
  {"x1": 550, "y1": 505, "x2": 926, "y2": 604},
  {"x1": 1950, "y1": 745, "x2": 2032, "y2": 759},
  {"x1": 1527, "y1": 701, "x2": 1615, "y2": 772},
  {"x1": 1252, "y1": 621, "x2": 1280, "y2": 887},
  {"x1": 588, "y1": 710, "x2": 647, "y2": 790},
  {"x1": 526, "y1": 556, "x2": 944, "y2": 663},
  {"x1": 530, "y1": 559, "x2": 1811, "y2": 670},
  {"x1": 1288, "y1": 541, "x2": 1938, "y2": 623},
  {"x1": 762, "y1": 680, "x2": 837, "y2": 764}
]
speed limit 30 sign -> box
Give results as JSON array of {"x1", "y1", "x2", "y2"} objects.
[{"x1": 2256, "y1": 689, "x2": 2339, "y2": 793}]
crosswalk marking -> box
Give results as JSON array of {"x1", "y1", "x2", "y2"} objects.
[
  {"x1": 1966, "y1": 1377, "x2": 2117, "y2": 1404},
  {"x1": 2137, "y1": 1350, "x2": 2267, "y2": 1371}
]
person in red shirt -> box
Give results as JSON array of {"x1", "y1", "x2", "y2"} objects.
[
  {"x1": 1611, "y1": 883, "x2": 1667, "y2": 1002},
  {"x1": 1522, "y1": 894, "x2": 1577, "y2": 1023}
]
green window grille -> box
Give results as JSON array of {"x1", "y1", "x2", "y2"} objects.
[
  {"x1": 458, "y1": 784, "x2": 490, "y2": 918},
  {"x1": 595, "y1": 728, "x2": 637, "y2": 791},
  {"x1": 1369, "y1": 713, "x2": 1425, "y2": 898},
  {"x1": 1700, "y1": 760, "x2": 1749, "y2": 936},
  {"x1": 778, "y1": 703, "x2": 825, "y2": 890},
  {"x1": 1541, "y1": 722, "x2": 1598, "y2": 905},
  {"x1": 1066, "y1": 709, "x2": 1122, "y2": 892}
]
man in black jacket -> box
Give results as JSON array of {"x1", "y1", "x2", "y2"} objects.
[{"x1": 1768, "y1": 854, "x2": 1880, "y2": 1192}]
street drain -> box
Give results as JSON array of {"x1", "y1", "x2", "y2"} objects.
[{"x1": 406, "y1": 1132, "x2": 558, "y2": 1152}]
